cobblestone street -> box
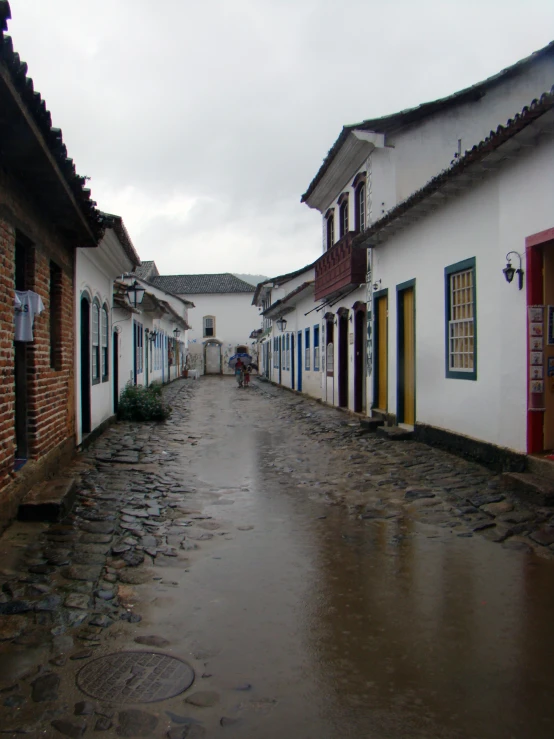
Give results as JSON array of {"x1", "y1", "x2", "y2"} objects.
[{"x1": 1, "y1": 377, "x2": 554, "y2": 739}]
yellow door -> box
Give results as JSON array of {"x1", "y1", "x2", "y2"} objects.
[
  {"x1": 402, "y1": 288, "x2": 415, "y2": 425},
  {"x1": 377, "y1": 296, "x2": 388, "y2": 410}
]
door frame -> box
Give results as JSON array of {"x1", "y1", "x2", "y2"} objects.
[
  {"x1": 373, "y1": 289, "x2": 388, "y2": 411},
  {"x1": 297, "y1": 330, "x2": 302, "y2": 393},
  {"x1": 337, "y1": 308, "x2": 349, "y2": 408},
  {"x1": 291, "y1": 333, "x2": 295, "y2": 390},
  {"x1": 204, "y1": 339, "x2": 223, "y2": 375},
  {"x1": 113, "y1": 330, "x2": 119, "y2": 413},
  {"x1": 353, "y1": 301, "x2": 366, "y2": 413},
  {"x1": 396, "y1": 280, "x2": 416, "y2": 425},
  {"x1": 526, "y1": 227, "x2": 554, "y2": 452},
  {"x1": 80, "y1": 294, "x2": 92, "y2": 435},
  {"x1": 279, "y1": 335, "x2": 282, "y2": 384}
]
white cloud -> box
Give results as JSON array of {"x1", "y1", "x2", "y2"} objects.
[{"x1": 7, "y1": 0, "x2": 554, "y2": 277}]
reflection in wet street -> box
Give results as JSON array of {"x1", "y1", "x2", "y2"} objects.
[{"x1": 1, "y1": 376, "x2": 554, "y2": 738}]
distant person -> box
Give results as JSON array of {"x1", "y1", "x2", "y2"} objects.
[
  {"x1": 235, "y1": 358, "x2": 244, "y2": 387},
  {"x1": 244, "y1": 364, "x2": 252, "y2": 387}
]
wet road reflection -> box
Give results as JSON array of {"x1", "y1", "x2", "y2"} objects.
[{"x1": 162, "y1": 378, "x2": 554, "y2": 738}]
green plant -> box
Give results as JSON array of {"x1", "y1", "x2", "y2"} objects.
[{"x1": 117, "y1": 382, "x2": 171, "y2": 422}]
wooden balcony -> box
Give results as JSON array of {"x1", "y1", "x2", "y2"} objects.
[{"x1": 314, "y1": 232, "x2": 367, "y2": 301}]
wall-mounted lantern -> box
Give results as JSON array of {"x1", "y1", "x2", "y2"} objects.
[
  {"x1": 126, "y1": 280, "x2": 145, "y2": 307},
  {"x1": 503, "y1": 251, "x2": 524, "y2": 291},
  {"x1": 173, "y1": 327, "x2": 181, "y2": 339},
  {"x1": 276, "y1": 317, "x2": 287, "y2": 332}
]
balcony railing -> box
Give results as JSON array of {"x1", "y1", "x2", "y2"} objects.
[{"x1": 314, "y1": 232, "x2": 367, "y2": 301}]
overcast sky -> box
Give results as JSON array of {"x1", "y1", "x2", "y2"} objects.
[{"x1": 8, "y1": 0, "x2": 554, "y2": 278}]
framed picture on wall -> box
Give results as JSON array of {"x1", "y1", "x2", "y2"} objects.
[{"x1": 531, "y1": 337, "x2": 543, "y2": 351}]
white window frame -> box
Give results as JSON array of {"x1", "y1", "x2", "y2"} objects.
[
  {"x1": 203, "y1": 315, "x2": 215, "y2": 338},
  {"x1": 446, "y1": 260, "x2": 476, "y2": 380}
]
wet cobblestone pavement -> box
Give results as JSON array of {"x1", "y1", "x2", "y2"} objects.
[{"x1": 1, "y1": 377, "x2": 554, "y2": 738}]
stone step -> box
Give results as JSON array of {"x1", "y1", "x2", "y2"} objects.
[
  {"x1": 359, "y1": 418, "x2": 384, "y2": 433},
  {"x1": 18, "y1": 477, "x2": 78, "y2": 523},
  {"x1": 376, "y1": 426, "x2": 414, "y2": 442},
  {"x1": 526, "y1": 455, "x2": 554, "y2": 482},
  {"x1": 501, "y1": 472, "x2": 554, "y2": 507}
]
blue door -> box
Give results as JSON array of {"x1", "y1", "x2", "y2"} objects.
[
  {"x1": 278, "y1": 336, "x2": 282, "y2": 384},
  {"x1": 297, "y1": 331, "x2": 302, "y2": 392}
]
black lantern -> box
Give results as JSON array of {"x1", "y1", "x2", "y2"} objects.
[
  {"x1": 148, "y1": 329, "x2": 158, "y2": 343},
  {"x1": 126, "y1": 280, "x2": 146, "y2": 306},
  {"x1": 503, "y1": 251, "x2": 524, "y2": 291},
  {"x1": 276, "y1": 317, "x2": 287, "y2": 332},
  {"x1": 173, "y1": 327, "x2": 181, "y2": 339}
]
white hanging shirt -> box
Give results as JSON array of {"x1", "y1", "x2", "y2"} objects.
[{"x1": 15, "y1": 290, "x2": 45, "y2": 342}]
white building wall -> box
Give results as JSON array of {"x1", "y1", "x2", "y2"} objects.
[
  {"x1": 75, "y1": 232, "x2": 134, "y2": 445},
  {"x1": 184, "y1": 292, "x2": 260, "y2": 374},
  {"x1": 372, "y1": 137, "x2": 554, "y2": 453},
  {"x1": 318, "y1": 56, "x2": 554, "y2": 243},
  {"x1": 388, "y1": 56, "x2": 554, "y2": 205}
]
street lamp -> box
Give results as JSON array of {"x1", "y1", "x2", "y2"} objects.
[
  {"x1": 148, "y1": 329, "x2": 158, "y2": 343},
  {"x1": 173, "y1": 327, "x2": 181, "y2": 339},
  {"x1": 502, "y1": 251, "x2": 524, "y2": 291},
  {"x1": 126, "y1": 280, "x2": 146, "y2": 307},
  {"x1": 276, "y1": 317, "x2": 287, "y2": 332}
]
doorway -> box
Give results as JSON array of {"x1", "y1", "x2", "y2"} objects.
[
  {"x1": 113, "y1": 331, "x2": 119, "y2": 414},
  {"x1": 205, "y1": 341, "x2": 222, "y2": 374},
  {"x1": 353, "y1": 306, "x2": 366, "y2": 413},
  {"x1": 338, "y1": 310, "x2": 349, "y2": 408},
  {"x1": 397, "y1": 282, "x2": 416, "y2": 426},
  {"x1": 279, "y1": 336, "x2": 282, "y2": 384},
  {"x1": 291, "y1": 333, "x2": 295, "y2": 390},
  {"x1": 373, "y1": 291, "x2": 388, "y2": 411},
  {"x1": 80, "y1": 296, "x2": 91, "y2": 435},
  {"x1": 297, "y1": 331, "x2": 302, "y2": 393}
]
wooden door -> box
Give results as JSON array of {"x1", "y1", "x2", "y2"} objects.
[
  {"x1": 80, "y1": 297, "x2": 91, "y2": 434},
  {"x1": 376, "y1": 296, "x2": 388, "y2": 410},
  {"x1": 401, "y1": 287, "x2": 415, "y2": 425},
  {"x1": 338, "y1": 313, "x2": 349, "y2": 407},
  {"x1": 354, "y1": 310, "x2": 365, "y2": 413},
  {"x1": 113, "y1": 331, "x2": 119, "y2": 413},
  {"x1": 297, "y1": 332, "x2": 303, "y2": 392},
  {"x1": 205, "y1": 343, "x2": 221, "y2": 374}
]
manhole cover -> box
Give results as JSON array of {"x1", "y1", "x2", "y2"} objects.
[{"x1": 76, "y1": 651, "x2": 194, "y2": 703}]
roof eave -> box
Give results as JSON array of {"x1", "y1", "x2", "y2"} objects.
[
  {"x1": 302, "y1": 130, "x2": 385, "y2": 212},
  {"x1": 355, "y1": 91, "x2": 554, "y2": 249}
]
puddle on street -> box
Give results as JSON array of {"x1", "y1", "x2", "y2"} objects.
[
  {"x1": 1, "y1": 377, "x2": 553, "y2": 739},
  {"x1": 142, "y1": 379, "x2": 554, "y2": 739}
]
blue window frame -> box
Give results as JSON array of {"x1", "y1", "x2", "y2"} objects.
[
  {"x1": 314, "y1": 325, "x2": 320, "y2": 371},
  {"x1": 445, "y1": 257, "x2": 477, "y2": 380}
]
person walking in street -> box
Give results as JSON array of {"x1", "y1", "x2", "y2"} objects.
[
  {"x1": 243, "y1": 364, "x2": 252, "y2": 387},
  {"x1": 235, "y1": 358, "x2": 245, "y2": 387}
]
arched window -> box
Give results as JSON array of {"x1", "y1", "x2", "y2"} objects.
[
  {"x1": 101, "y1": 304, "x2": 109, "y2": 381},
  {"x1": 326, "y1": 210, "x2": 335, "y2": 251},
  {"x1": 356, "y1": 183, "x2": 366, "y2": 232},
  {"x1": 352, "y1": 172, "x2": 367, "y2": 232},
  {"x1": 339, "y1": 201, "x2": 348, "y2": 237},
  {"x1": 91, "y1": 299, "x2": 100, "y2": 384},
  {"x1": 338, "y1": 193, "x2": 349, "y2": 238}
]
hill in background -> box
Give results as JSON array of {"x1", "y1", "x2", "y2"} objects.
[{"x1": 233, "y1": 273, "x2": 269, "y2": 286}]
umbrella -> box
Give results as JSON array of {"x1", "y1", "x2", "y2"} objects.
[{"x1": 228, "y1": 353, "x2": 252, "y2": 368}]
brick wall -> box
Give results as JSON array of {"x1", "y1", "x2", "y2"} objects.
[
  {"x1": 0, "y1": 218, "x2": 15, "y2": 491},
  {"x1": 0, "y1": 166, "x2": 77, "y2": 525}
]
